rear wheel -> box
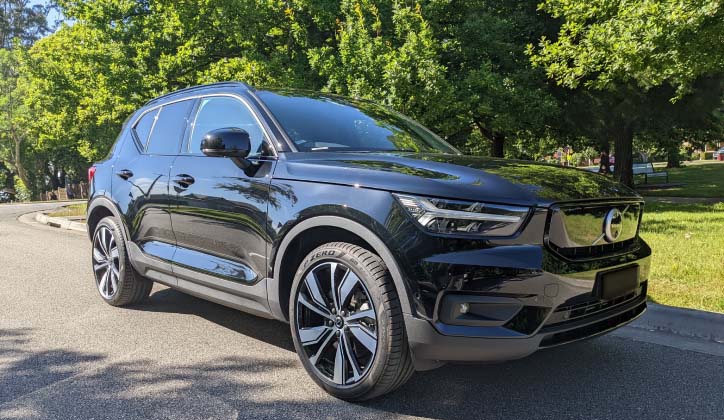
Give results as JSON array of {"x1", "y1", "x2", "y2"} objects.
[
  {"x1": 91, "y1": 216, "x2": 152, "y2": 306},
  {"x1": 289, "y1": 242, "x2": 414, "y2": 401}
]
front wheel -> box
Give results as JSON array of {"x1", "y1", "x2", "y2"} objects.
[{"x1": 289, "y1": 242, "x2": 414, "y2": 401}]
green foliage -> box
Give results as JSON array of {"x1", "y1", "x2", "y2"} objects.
[
  {"x1": 0, "y1": 0, "x2": 722, "y2": 196},
  {"x1": 0, "y1": 0, "x2": 52, "y2": 48},
  {"x1": 309, "y1": 1, "x2": 450, "y2": 128},
  {"x1": 12, "y1": 174, "x2": 30, "y2": 201},
  {"x1": 530, "y1": 0, "x2": 723, "y2": 98},
  {"x1": 529, "y1": 0, "x2": 723, "y2": 185},
  {"x1": 426, "y1": 0, "x2": 559, "y2": 155}
]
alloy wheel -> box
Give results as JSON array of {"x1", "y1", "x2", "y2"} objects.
[
  {"x1": 92, "y1": 226, "x2": 120, "y2": 299},
  {"x1": 295, "y1": 261, "x2": 378, "y2": 386}
]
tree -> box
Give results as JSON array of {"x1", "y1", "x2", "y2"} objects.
[
  {"x1": 0, "y1": 0, "x2": 50, "y2": 48},
  {"x1": 309, "y1": 1, "x2": 452, "y2": 132},
  {"x1": 0, "y1": 47, "x2": 31, "y2": 191},
  {"x1": 529, "y1": 0, "x2": 724, "y2": 185},
  {"x1": 309, "y1": 1, "x2": 560, "y2": 157},
  {"x1": 425, "y1": 0, "x2": 559, "y2": 157},
  {"x1": 0, "y1": 0, "x2": 52, "y2": 198}
]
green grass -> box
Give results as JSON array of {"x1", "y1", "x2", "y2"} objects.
[
  {"x1": 47, "y1": 203, "x2": 87, "y2": 218},
  {"x1": 641, "y1": 201, "x2": 724, "y2": 313},
  {"x1": 641, "y1": 161, "x2": 724, "y2": 198}
]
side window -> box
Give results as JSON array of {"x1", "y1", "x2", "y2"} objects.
[
  {"x1": 133, "y1": 108, "x2": 158, "y2": 147},
  {"x1": 187, "y1": 97, "x2": 267, "y2": 156},
  {"x1": 146, "y1": 100, "x2": 194, "y2": 155}
]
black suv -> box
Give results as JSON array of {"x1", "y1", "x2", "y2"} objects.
[{"x1": 87, "y1": 82, "x2": 650, "y2": 400}]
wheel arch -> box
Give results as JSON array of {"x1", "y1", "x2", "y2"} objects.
[
  {"x1": 87, "y1": 196, "x2": 128, "y2": 241},
  {"x1": 268, "y1": 216, "x2": 414, "y2": 322}
]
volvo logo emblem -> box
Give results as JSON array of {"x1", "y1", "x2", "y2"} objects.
[{"x1": 603, "y1": 208, "x2": 623, "y2": 243}]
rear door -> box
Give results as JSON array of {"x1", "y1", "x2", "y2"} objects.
[
  {"x1": 113, "y1": 99, "x2": 194, "y2": 264},
  {"x1": 168, "y1": 95, "x2": 276, "y2": 286}
]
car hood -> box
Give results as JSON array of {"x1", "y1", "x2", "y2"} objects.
[{"x1": 274, "y1": 152, "x2": 640, "y2": 207}]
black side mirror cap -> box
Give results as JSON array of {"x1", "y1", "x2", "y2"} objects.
[{"x1": 200, "y1": 127, "x2": 251, "y2": 159}]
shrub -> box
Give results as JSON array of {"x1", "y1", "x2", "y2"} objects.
[
  {"x1": 700, "y1": 151, "x2": 714, "y2": 160},
  {"x1": 13, "y1": 176, "x2": 32, "y2": 202}
]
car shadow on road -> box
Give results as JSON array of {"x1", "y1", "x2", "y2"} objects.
[{"x1": 127, "y1": 287, "x2": 296, "y2": 353}]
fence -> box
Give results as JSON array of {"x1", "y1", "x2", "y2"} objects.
[{"x1": 39, "y1": 182, "x2": 89, "y2": 201}]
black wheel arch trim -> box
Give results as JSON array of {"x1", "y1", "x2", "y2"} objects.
[
  {"x1": 86, "y1": 195, "x2": 129, "y2": 241},
  {"x1": 268, "y1": 215, "x2": 415, "y2": 321}
]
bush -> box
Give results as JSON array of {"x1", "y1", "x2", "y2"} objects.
[
  {"x1": 13, "y1": 176, "x2": 32, "y2": 202},
  {"x1": 700, "y1": 151, "x2": 714, "y2": 160}
]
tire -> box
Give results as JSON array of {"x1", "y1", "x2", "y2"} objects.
[
  {"x1": 91, "y1": 216, "x2": 153, "y2": 306},
  {"x1": 289, "y1": 242, "x2": 414, "y2": 401}
]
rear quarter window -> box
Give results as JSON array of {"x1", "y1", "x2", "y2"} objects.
[
  {"x1": 133, "y1": 108, "x2": 158, "y2": 147},
  {"x1": 146, "y1": 100, "x2": 194, "y2": 155}
]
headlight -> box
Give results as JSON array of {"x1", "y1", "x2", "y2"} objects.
[{"x1": 393, "y1": 193, "x2": 529, "y2": 236}]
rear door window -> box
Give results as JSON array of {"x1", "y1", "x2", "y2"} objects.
[{"x1": 145, "y1": 100, "x2": 194, "y2": 155}]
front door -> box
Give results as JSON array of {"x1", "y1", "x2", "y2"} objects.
[{"x1": 169, "y1": 95, "x2": 276, "y2": 286}]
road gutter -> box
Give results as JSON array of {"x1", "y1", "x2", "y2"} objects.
[{"x1": 613, "y1": 303, "x2": 724, "y2": 357}]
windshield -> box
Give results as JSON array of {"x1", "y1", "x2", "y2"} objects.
[{"x1": 257, "y1": 90, "x2": 459, "y2": 154}]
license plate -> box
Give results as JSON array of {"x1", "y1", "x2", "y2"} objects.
[{"x1": 595, "y1": 266, "x2": 639, "y2": 300}]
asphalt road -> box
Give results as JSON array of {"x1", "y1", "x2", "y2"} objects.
[{"x1": 1, "y1": 202, "x2": 722, "y2": 420}]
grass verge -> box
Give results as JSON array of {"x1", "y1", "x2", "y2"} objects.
[
  {"x1": 641, "y1": 201, "x2": 724, "y2": 313},
  {"x1": 47, "y1": 203, "x2": 87, "y2": 218}
]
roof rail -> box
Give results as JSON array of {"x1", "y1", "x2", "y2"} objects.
[{"x1": 143, "y1": 81, "x2": 253, "y2": 106}]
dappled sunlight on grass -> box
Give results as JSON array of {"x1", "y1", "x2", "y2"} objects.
[{"x1": 643, "y1": 161, "x2": 724, "y2": 198}]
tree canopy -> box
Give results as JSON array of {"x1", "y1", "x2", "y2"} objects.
[
  {"x1": 0, "y1": 0, "x2": 722, "y2": 197},
  {"x1": 529, "y1": 0, "x2": 723, "y2": 183}
]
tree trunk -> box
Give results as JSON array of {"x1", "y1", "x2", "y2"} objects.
[
  {"x1": 14, "y1": 141, "x2": 30, "y2": 187},
  {"x1": 490, "y1": 133, "x2": 505, "y2": 158},
  {"x1": 666, "y1": 146, "x2": 682, "y2": 168},
  {"x1": 613, "y1": 125, "x2": 634, "y2": 187},
  {"x1": 475, "y1": 122, "x2": 505, "y2": 158}
]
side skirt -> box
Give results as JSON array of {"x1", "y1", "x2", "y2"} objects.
[{"x1": 127, "y1": 241, "x2": 275, "y2": 319}]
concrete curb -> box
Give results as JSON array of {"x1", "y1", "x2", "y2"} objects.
[
  {"x1": 629, "y1": 303, "x2": 724, "y2": 344},
  {"x1": 35, "y1": 212, "x2": 87, "y2": 233}
]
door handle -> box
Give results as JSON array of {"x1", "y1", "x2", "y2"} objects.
[
  {"x1": 173, "y1": 174, "x2": 195, "y2": 188},
  {"x1": 116, "y1": 169, "x2": 133, "y2": 180}
]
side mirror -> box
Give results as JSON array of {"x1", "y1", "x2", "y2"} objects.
[{"x1": 200, "y1": 127, "x2": 251, "y2": 159}]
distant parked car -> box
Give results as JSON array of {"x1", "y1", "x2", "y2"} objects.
[
  {"x1": 713, "y1": 147, "x2": 724, "y2": 161},
  {"x1": 0, "y1": 191, "x2": 14, "y2": 203}
]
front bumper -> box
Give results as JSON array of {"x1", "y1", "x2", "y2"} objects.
[
  {"x1": 407, "y1": 296, "x2": 646, "y2": 368},
  {"x1": 404, "y1": 240, "x2": 651, "y2": 369}
]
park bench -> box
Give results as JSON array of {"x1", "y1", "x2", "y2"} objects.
[{"x1": 632, "y1": 162, "x2": 669, "y2": 184}]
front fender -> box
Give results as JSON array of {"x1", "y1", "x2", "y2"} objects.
[
  {"x1": 265, "y1": 178, "x2": 423, "y2": 320},
  {"x1": 268, "y1": 215, "x2": 415, "y2": 321}
]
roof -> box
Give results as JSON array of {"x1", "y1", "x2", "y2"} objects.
[{"x1": 143, "y1": 81, "x2": 253, "y2": 107}]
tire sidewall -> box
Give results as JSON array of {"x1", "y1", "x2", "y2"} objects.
[{"x1": 289, "y1": 245, "x2": 394, "y2": 400}]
